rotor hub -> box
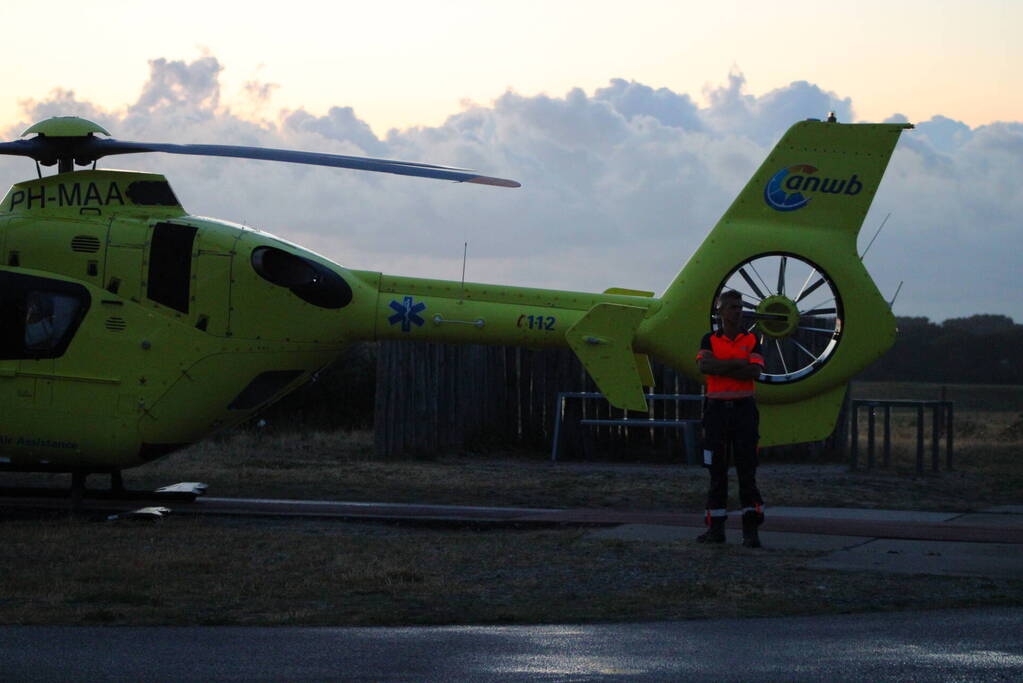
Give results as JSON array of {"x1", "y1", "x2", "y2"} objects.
[
  {"x1": 755, "y1": 295, "x2": 800, "y2": 339},
  {"x1": 21, "y1": 116, "x2": 110, "y2": 139}
]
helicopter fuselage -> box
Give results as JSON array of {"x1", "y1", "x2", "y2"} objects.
[
  {"x1": 0, "y1": 169, "x2": 383, "y2": 472},
  {"x1": 0, "y1": 169, "x2": 657, "y2": 473}
]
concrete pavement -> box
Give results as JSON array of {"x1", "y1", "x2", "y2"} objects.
[
  {"x1": 588, "y1": 505, "x2": 1023, "y2": 579},
  {"x1": 3, "y1": 608, "x2": 1021, "y2": 681},
  {"x1": 4, "y1": 492, "x2": 1021, "y2": 578}
]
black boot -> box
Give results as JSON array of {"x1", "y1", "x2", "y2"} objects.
[
  {"x1": 696, "y1": 516, "x2": 726, "y2": 543},
  {"x1": 742, "y1": 510, "x2": 762, "y2": 548}
]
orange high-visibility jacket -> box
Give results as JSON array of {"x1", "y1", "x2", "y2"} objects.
[{"x1": 697, "y1": 331, "x2": 765, "y2": 399}]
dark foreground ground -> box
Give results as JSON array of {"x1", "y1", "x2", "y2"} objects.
[
  {"x1": 4, "y1": 608, "x2": 1022, "y2": 682},
  {"x1": 1, "y1": 423, "x2": 1021, "y2": 626}
]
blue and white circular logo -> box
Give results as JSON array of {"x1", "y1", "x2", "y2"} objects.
[{"x1": 763, "y1": 164, "x2": 817, "y2": 212}]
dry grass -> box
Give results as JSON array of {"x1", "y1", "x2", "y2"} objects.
[
  {"x1": 129, "y1": 411, "x2": 1023, "y2": 513},
  {"x1": 1, "y1": 517, "x2": 1018, "y2": 627},
  {"x1": 7, "y1": 412, "x2": 1022, "y2": 513},
  {"x1": 835, "y1": 410, "x2": 1023, "y2": 510},
  {"x1": 2, "y1": 389, "x2": 1021, "y2": 627},
  {"x1": 851, "y1": 381, "x2": 1023, "y2": 412}
]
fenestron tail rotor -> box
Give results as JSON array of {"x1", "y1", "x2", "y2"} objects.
[
  {"x1": 714, "y1": 252, "x2": 843, "y2": 384},
  {"x1": 0, "y1": 116, "x2": 520, "y2": 187}
]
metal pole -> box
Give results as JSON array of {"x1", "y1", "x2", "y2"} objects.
[
  {"x1": 551, "y1": 392, "x2": 565, "y2": 462},
  {"x1": 931, "y1": 403, "x2": 940, "y2": 472},
  {"x1": 883, "y1": 405, "x2": 892, "y2": 468},
  {"x1": 834, "y1": 385, "x2": 851, "y2": 453},
  {"x1": 850, "y1": 402, "x2": 859, "y2": 471},
  {"x1": 946, "y1": 401, "x2": 955, "y2": 471},
  {"x1": 939, "y1": 385, "x2": 947, "y2": 433},
  {"x1": 916, "y1": 404, "x2": 924, "y2": 474},
  {"x1": 867, "y1": 405, "x2": 876, "y2": 470}
]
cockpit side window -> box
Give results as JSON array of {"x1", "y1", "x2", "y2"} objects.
[
  {"x1": 24, "y1": 291, "x2": 83, "y2": 352},
  {"x1": 250, "y1": 246, "x2": 352, "y2": 309},
  {"x1": 0, "y1": 273, "x2": 90, "y2": 359}
]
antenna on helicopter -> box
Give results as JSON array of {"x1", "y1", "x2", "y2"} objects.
[
  {"x1": 460, "y1": 241, "x2": 468, "y2": 300},
  {"x1": 860, "y1": 212, "x2": 891, "y2": 260},
  {"x1": 888, "y1": 280, "x2": 904, "y2": 309}
]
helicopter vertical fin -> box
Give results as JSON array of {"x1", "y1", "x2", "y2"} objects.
[
  {"x1": 718, "y1": 120, "x2": 913, "y2": 239},
  {"x1": 637, "y1": 120, "x2": 913, "y2": 446},
  {"x1": 565, "y1": 303, "x2": 649, "y2": 412},
  {"x1": 634, "y1": 353, "x2": 655, "y2": 389}
]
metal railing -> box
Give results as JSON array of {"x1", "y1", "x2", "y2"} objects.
[{"x1": 850, "y1": 399, "x2": 954, "y2": 473}]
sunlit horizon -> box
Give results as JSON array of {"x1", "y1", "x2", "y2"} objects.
[{"x1": 1, "y1": 1, "x2": 1019, "y2": 136}]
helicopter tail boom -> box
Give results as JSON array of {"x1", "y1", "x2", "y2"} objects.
[
  {"x1": 343, "y1": 121, "x2": 914, "y2": 446},
  {"x1": 350, "y1": 271, "x2": 659, "y2": 411}
]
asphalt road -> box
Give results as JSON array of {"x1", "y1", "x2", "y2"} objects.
[{"x1": 3, "y1": 607, "x2": 1021, "y2": 681}]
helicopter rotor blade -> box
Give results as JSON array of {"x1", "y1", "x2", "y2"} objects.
[
  {"x1": 90, "y1": 139, "x2": 523, "y2": 187},
  {"x1": 0, "y1": 140, "x2": 47, "y2": 159},
  {"x1": 0, "y1": 136, "x2": 521, "y2": 187}
]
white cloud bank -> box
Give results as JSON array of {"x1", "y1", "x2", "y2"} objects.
[{"x1": 3, "y1": 57, "x2": 1020, "y2": 321}]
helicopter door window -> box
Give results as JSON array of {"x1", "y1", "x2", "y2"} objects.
[{"x1": 148, "y1": 223, "x2": 197, "y2": 314}]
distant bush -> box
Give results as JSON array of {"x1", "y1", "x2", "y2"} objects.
[{"x1": 861, "y1": 314, "x2": 1023, "y2": 384}]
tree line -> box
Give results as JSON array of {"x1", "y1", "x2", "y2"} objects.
[{"x1": 858, "y1": 314, "x2": 1022, "y2": 384}]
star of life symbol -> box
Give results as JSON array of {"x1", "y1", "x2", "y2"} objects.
[{"x1": 388, "y1": 296, "x2": 426, "y2": 332}]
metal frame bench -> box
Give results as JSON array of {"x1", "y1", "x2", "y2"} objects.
[{"x1": 550, "y1": 392, "x2": 704, "y2": 463}]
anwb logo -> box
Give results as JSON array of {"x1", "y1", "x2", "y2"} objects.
[{"x1": 763, "y1": 164, "x2": 864, "y2": 212}]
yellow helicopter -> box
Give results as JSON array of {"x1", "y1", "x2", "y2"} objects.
[{"x1": 0, "y1": 114, "x2": 911, "y2": 497}]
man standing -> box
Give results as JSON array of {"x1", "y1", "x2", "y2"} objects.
[{"x1": 695, "y1": 290, "x2": 766, "y2": 548}]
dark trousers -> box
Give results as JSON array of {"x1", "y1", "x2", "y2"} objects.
[{"x1": 702, "y1": 398, "x2": 763, "y2": 514}]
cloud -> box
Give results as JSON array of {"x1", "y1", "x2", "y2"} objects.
[
  {"x1": 868, "y1": 119, "x2": 1023, "y2": 319},
  {"x1": 699, "y1": 69, "x2": 855, "y2": 145},
  {"x1": 242, "y1": 79, "x2": 278, "y2": 106},
  {"x1": 593, "y1": 78, "x2": 704, "y2": 132},
  {"x1": 11, "y1": 88, "x2": 112, "y2": 132},
  {"x1": 914, "y1": 114, "x2": 974, "y2": 155},
  {"x1": 132, "y1": 56, "x2": 223, "y2": 114},
  {"x1": 3, "y1": 56, "x2": 1020, "y2": 322},
  {"x1": 283, "y1": 107, "x2": 387, "y2": 156}
]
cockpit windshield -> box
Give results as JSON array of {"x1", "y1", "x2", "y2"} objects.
[{"x1": 0, "y1": 273, "x2": 90, "y2": 359}]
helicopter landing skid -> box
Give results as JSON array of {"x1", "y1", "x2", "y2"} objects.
[
  {"x1": 106, "y1": 506, "x2": 173, "y2": 522},
  {"x1": 0, "y1": 481, "x2": 208, "y2": 504}
]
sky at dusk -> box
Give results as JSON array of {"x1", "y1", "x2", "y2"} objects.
[{"x1": 1, "y1": 0, "x2": 1020, "y2": 321}]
